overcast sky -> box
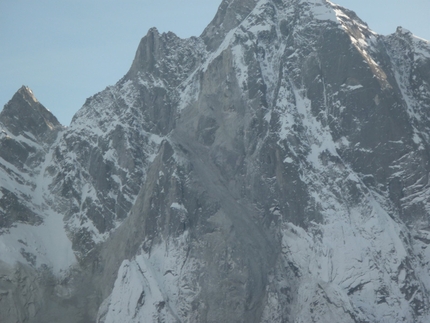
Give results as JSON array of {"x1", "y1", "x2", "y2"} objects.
[{"x1": 1, "y1": 0, "x2": 429, "y2": 125}]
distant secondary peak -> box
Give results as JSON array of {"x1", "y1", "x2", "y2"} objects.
[
  {"x1": 0, "y1": 86, "x2": 62, "y2": 142},
  {"x1": 17, "y1": 85, "x2": 39, "y2": 104},
  {"x1": 147, "y1": 27, "x2": 160, "y2": 35}
]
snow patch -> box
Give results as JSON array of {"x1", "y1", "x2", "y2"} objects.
[
  {"x1": 99, "y1": 232, "x2": 198, "y2": 323},
  {"x1": 0, "y1": 209, "x2": 76, "y2": 275},
  {"x1": 170, "y1": 202, "x2": 187, "y2": 212},
  {"x1": 284, "y1": 157, "x2": 294, "y2": 164},
  {"x1": 345, "y1": 84, "x2": 363, "y2": 91},
  {"x1": 311, "y1": 1, "x2": 338, "y2": 22}
]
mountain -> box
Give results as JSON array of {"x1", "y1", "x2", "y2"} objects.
[{"x1": 1, "y1": 0, "x2": 430, "y2": 322}]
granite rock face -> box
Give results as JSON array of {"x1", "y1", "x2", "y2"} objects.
[
  {"x1": 0, "y1": 86, "x2": 62, "y2": 230},
  {"x1": 1, "y1": 0, "x2": 430, "y2": 322}
]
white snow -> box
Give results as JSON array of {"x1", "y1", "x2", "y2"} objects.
[
  {"x1": 93, "y1": 0, "x2": 430, "y2": 321},
  {"x1": 170, "y1": 202, "x2": 187, "y2": 212},
  {"x1": 284, "y1": 157, "x2": 293, "y2": 164},
  {"x1": 411, "y1": 35, "x2": 430, "y2": 60},
  {"x1": 281, "y1": 193, "x2": 414, "y2": 321},
  {"x1": 231, "y1": 43, "x2": 249, "y2": 90},
  {"x1": 345, "y1": 84, "x2": 363, "y2": 91},
  {"x1": 0, "y1": 209, "x2": 75, "y2": 275},
  {"x1": 203, "y1": 29, "x2": 237, "y2": 72},
  {"x1": 178, "y1": 75, "x2": 201, "y2": 112},
  {"x1": 1, "y1": 1, "x2": 429, "y2": 321},
  {"x1": 0, "y1": 134, "x2": 76, "y2": 274},
  {"x1": 99, "y1": 232, "x2": 197, "y2": 323},
  {"x1": 310, "y1": 1, "x2": 338, "y2": 22}
]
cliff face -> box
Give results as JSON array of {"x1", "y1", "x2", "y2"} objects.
[{"x1": 1, "y1": 0, "x2": 430, "y2": 322}]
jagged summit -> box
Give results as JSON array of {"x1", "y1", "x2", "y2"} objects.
[
  {"x1": 201, "y1": 0, "x2": 259, "y2": 50},
  {"x1": 0, "y1": 86, "x2": 62, "y2": 143},
  {"x1": 200, "y1": 0, "x2": 369, "y2": 50},
  {"x1": 126, "y1": 27, "x2": 205, "y2": 89},
  {"x1": 1, "y1": 1, "x2": 430, "y2": 322},
  {"x1": 16, "y1": 85, "x2": 39, "y2": 103}
]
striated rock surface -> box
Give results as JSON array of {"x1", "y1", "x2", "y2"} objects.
[{"x1": 1, "y1": 0, "x2": 430, "y2": 322}]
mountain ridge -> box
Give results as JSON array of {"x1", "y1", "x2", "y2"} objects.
[{"x1": 1, "y1": 0, "x2": 430, "y2": 322}]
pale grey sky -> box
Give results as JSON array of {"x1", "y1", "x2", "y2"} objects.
[{"x1": 1, "y1": 0, "x2": 429, "y2": 125}]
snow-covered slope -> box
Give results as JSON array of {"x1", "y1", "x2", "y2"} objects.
[
  {"x1": 97, "y1": 1, "x2": 430, "y2": 322},
  {"x1": 1, "y1": 0, "x2": 430, "y2": 322},
  {"x1": 0, "y1": 86, "x2": 74, "y2": 274}
]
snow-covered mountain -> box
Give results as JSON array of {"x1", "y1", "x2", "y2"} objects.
[{"x1": 1, "y1": 0, "x2": 430, "y2": 322}]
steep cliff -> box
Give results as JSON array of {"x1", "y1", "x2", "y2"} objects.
[{"x1": 1, "y1": 0, "x2": 430, "y2": 322}]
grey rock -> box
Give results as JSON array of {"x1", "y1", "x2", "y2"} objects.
[
  {"x1": 0, "y1": 86, "x2": 62, "y2": 144},
  {"x1": 2, "y1": 0, "x2": 430, "y2": 322}
]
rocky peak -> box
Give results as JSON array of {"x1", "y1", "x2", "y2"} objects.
[
  {"x1": 126, "y1": 28, "x2": 205, "y2": 88},
  {"x1": 0, "y1": 86, "x2": 62, "y2": 144},
  {"x1": 200, "y1": 0, "x2": 359, "y2": 51},
  {"x1": 127, "y1": 27, "x2": 164, "y2": 78},
  {"x1": 396, "y1": 26, "x2": 413, "y2": 37},
  {"x1": 17, "y1": 86, "x2": 39, "y2": 104},
  {"x1": 2, "y1": 1, "x2": 430, "y2": 322},
  {"x1": 201, "y1": 0, "x2": 259, "y2": 50}
]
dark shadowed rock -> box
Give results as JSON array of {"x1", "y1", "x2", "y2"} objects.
[
  {"x1": 0, "y1": 86, "x2": 62, "y2": 143},
  {"x1": 1, "y1": 1, "x2": 430, "y2": 322}
]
